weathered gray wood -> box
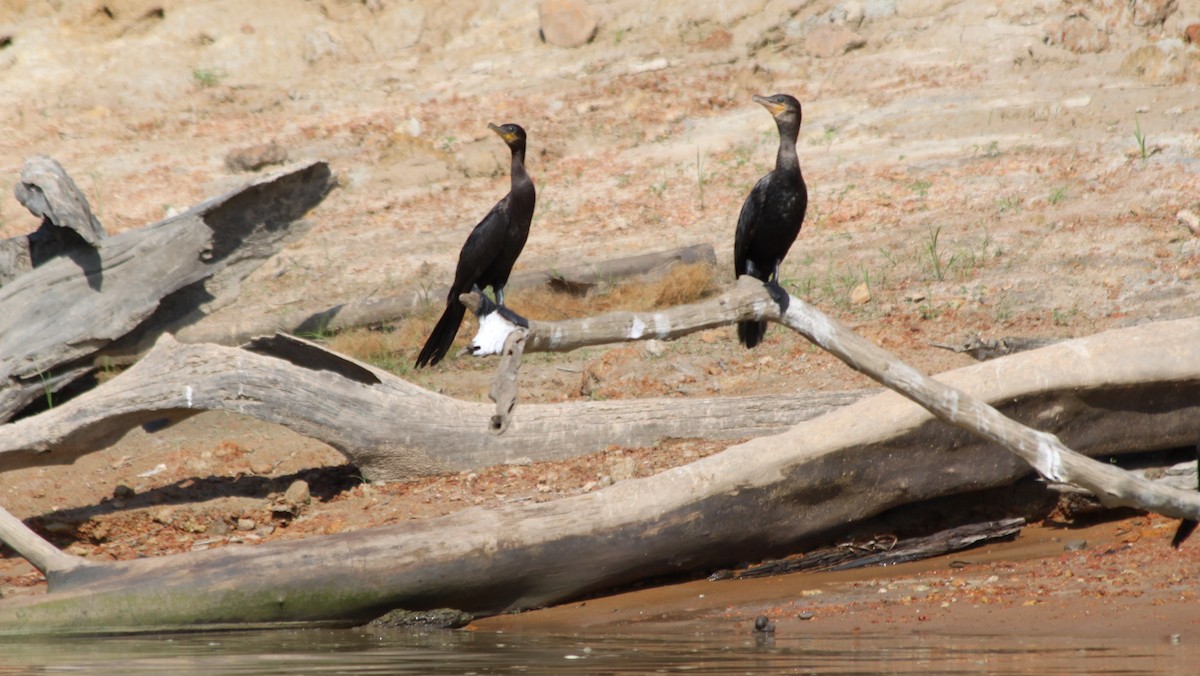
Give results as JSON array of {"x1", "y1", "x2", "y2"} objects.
[
  {"x1": 0, "y1": 332, "x2": 869, "y2": 476},
  {"x1": 174, "y1": 243, "x2": 717, "y2": 346},
  {"x1": 734, "y1": 517, "x2": 1026, "y2": 577},
  {"x1": 0, "y1": 505, "x2": 92, "y2": 577},
  {"x1": 488, "y1": 329, "x2": 529, "y2": 434},
  {"x1": 13, "y1": 156, "x2": 105, "y2": 246},
  {"x1": 775, "y1": 290, "x2": 1200, "y2": 522},
  {"x1": 0, "y1": 161, "x2": 334, "y2": 421},
  {"x1": 1, "y1": 156, "x2": 105, "y2": 286}
]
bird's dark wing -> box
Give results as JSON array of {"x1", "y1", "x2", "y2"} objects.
[
  {"x1": 414, "y1": 196, "x2": 509, "y2": 368},
  {"x1": 450, "y1": 196, "x2": 509, "y2": 296},
  {"x1": 733, "y1": 174, "x2": 771, "y2": 278}
]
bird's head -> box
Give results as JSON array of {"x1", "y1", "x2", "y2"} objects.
[
  {"x1": 753, "y1": 94, "x2": 802, "y2": 125},
  {"x1": 488, "y1": 122, "x2": 527, "y2": 149}
]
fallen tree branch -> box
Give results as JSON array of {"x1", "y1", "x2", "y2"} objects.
[
  {"x1": 0, "y1": 332, "x2": 865, "y2": 477},
  {"x1": 174, "y1": 244, "x2": 717, "y2": 346},
  {"x1": 732, "y1": 517, "x2": 1026, "y2": 577},
  {"x1": 775, "y1": 289, "x2": 1200, "y2": 521}
]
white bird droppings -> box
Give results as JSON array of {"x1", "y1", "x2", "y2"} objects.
[
  {"x1": 1034, "y1": 432, "x2": 1066, "y2": 482},
  {"x1": 629, "y1": 316, "x2": 646, "y2": 340}
]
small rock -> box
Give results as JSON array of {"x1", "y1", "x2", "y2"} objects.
[
  {"x1": 152, "y1": 508, "x2": 174, "y2": 525},
  {"x1": 753, "y1": 615, "x2": 776, "y2": 632},
  {"x1": 1186, "y1": 24, "x2": 1200, "y2": 44},
  {"x1": 225, "y1": 142, "x2": 288, "y2": 173},
  {"x1": 850, "y1": 282, "x2": 872, "y2": 305},
  {"x1": 606, "y1": 456, "x2": 637, "y2": 482},
  {"x1": 642, "y1": 339, "x2": 665, "y2": 357},
  {"x1": 405, "y1": 117, "x2": 422, "y2": 138},
  {"x1": 843, "y1": 1, "x2": 864, "y2": 27},
  {"x1": 1062, "y1": 95, "x2": 1091, "y2": 109},
  {"x1": 797, "y1": 610, "x2": 815, "y2": 620},
  {"x1": 1046, "y1": 16, "x2": 1109, "y2": 54},
  {"x1": 628, "y1": 58, "x2": 669, "y2": 74},
  {"x1": 806, "y1": 24, "x2": 866, "y2": 58},
  {"x1": 237, "y1": 518, "x2": 257, "y2": 531},
  {"x1": 302, "y1": 29, "x2": 338, "y2": 64},
  {"x1": 137, "y1": 463, "x2": 167, "y2": 478},
  {"x1": 863, "y1": 0, "x2": 897, "y2": 20},
  {"x1": 1178, "y1": 209, "x2": 1200, "y2": 235},
  {"x1": 538, "y1": 0, "x2": 598, "y2": 48},
  {"x1": 113, "y1": 484, "x2": 135, "y2": 500},
  {"x1": 1064, "y1": 539, "x2": 1088, "y2": 551},
  {"x1": 284, "y1": 479, "x2": 311, "y2": 508},
  {"x1": 1129, "y1": 0, "x2": 1178, "y2": 27},
  {"x1": 1119, "y1": 43, "x2": 1185, "y2": 82}
]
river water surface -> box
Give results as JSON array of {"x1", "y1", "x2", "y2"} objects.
[{"x1": 2, "y1": 627, "x2": 1194, "y2": 674}]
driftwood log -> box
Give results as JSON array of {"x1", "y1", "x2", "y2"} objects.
[
  {"x1": 0, "y1": 331, "x2": 867, "y2": 476},
  {"x1": 1, "y1": 279, "x2": 1199, "y2": 635},
  {"x1": 0, "y1": 159, "x2": 335, "y2": 422},
  {"x1": 733, "y1": 517, "x2": 1027, "y2": 577}
]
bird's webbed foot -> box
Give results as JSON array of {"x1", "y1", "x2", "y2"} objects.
[
  {"x1": 496, "y1": 304, "x2": 530, "y2": 329},
  {"x1": 765, "y1": 280, "x2": 790, "y2": 314}
]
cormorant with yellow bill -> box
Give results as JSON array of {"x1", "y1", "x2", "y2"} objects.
[
  {"x1": 733, "y1": 94, "x2": 807, "y2": 348},
  {"x1": 415, "y1": 123, "x2": 535, "y2": 368}
]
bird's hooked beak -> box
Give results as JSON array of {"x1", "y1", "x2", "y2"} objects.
[
  {"x1": 753, "y1": 95, "x2": 787, "y2": 118},
  {"x1": 488, "y1": 123, "x2": 517, "y2": 143}
]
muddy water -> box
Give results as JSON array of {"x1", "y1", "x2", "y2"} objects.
[{"x1": 1, "y1": 628, "x2": 1194, "y2": 674}]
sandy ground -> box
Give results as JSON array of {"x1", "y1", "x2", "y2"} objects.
[{"x1": 2, "y1": 0, "x2": 1200, "y2": 639}]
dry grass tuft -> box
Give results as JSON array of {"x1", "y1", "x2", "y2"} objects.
[
  {"x1": 326, "y1": 263, "x2": 721, "y2": 372},
  {"x1": 511, "y1": 262, "x2": 722, "y2": 320}
]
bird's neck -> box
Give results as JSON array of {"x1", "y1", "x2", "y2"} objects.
[
  {"x1": 510, "y1": 144, "x2": 533, "y2": 195},
  {"x1": 775, "y1": 121, "x2": 800, "y2": 174}
]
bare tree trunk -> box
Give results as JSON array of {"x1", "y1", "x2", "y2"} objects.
[{"x1": 1, "y1": 280, "x2": 1199, "y2": 635}]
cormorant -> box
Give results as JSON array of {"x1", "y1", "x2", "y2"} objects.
[
  {"x1": 733, "y1": 94, "x2": 808, "y2": 348},
  {"x1": 414, "y1": 123, "x2": 536, "y2": 368}
]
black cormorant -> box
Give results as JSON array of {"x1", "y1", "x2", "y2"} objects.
[
  {"x1": 415, "y1": 123, "x2": 536, "y2": 368},
  {"x1": 733, "y1": 94, "x2": 807, "y2": 348}
]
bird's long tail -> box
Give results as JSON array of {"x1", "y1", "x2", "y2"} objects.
[
  {"x1": 737, "y1": 319, "x2": 768, "y2": 348},
  {"x1": 415, "y1": 300, "x2": 466, "y2": 368}
]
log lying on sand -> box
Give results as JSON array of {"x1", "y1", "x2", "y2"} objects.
[
  {"x1": 0, "y1": 332, "x2": 868, "y2": 476},
  {"x1": 733, "y1": 517, "x2": 1027, "y2": 577},
  {"x1": 0, "y1": 159, "x2": 335, "y2": 422},
  {"x1": 1, "y1": 280, "x2": 1199, "y2": 635},
  {"x1": 175, "y1": 243, "x2": 717, "y2": 346}
]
